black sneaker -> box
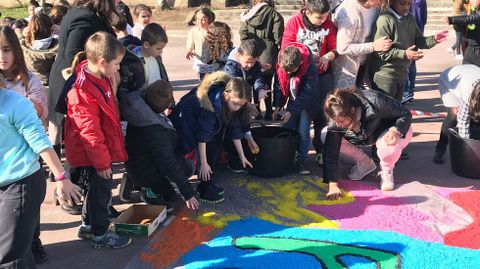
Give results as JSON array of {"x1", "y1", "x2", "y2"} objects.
[
  {"x1": 228, "y1": 163, "x2": 247, "y2": 174},
  {"x1": 77, "y1": 225, "x2": 92, "y2": 240},
  {"x1": 31, "y1": 238, "x2": 47, "y2": 264},
  {"x1": 141, "y1": 188, "x2": 174, "y2": 212},
  {"x1": 198, "y1": 183, "x2": 224, "y2": 204},
  {"x1": 108, "y1": 205, "x2": 121, "y2": 219},
  {"x1": 91, "y1": 231, "x2": 131, "y2": 249},
  {"x1": 433, "y1": 150, "x2": 445, "y2": 164},
  {"x1": 297, "y1": 161, "x2": 311, "y2": 175},
  {"x1": 198, "y1": 182, "x2": 224, "y2": 195},
  {"x1": 119, "y1": 173, "x2": 134, "y2": 203}
]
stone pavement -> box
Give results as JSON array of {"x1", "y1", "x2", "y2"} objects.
[{"x1": 37, "y1": 32, "x2": 480, "y2": 269}]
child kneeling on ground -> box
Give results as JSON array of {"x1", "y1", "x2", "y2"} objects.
[
  {"x1": 170, "y1": 72, "x2": 253, "y2": 204},
  {"x1": 120, "y1": 80, "x2": 199, "y2": 211}
]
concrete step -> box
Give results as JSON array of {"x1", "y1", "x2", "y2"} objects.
[
  {"x1": 427, "y1": 0, "x2": 455, "y2": 8},
  {"x1": 275, "y1": 0, "x2": 303, "y2": 5}
]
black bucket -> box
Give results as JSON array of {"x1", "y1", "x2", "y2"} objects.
[{"x1": 249, "y1": 124, "x2": 299, "y2": 178}]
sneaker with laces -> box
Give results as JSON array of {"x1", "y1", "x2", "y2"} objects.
[
  {"x1": 379, "y1": 169, "x2": 394, "y2": 191},
  {"x1": 140, "y1": 188, "x2": 174, "y2": 212},
  {"x1": 348, "y1": 159, "x2": 377, "y2": 181},
  {"x1": 91, "y1": 230, "x2": 131, "y2": 249},
  {"x1": 198, "y1": 182, "x2": 224, "y2": 204},
  {"x1": 401, "y1": 92, "x2": 414, "y2": 104},
  {"x1": 77, "y1": 225, "x2": 92, "y2": 240},
  {"x1": 297, "y1": 161, "x2": 311, "y2": 175},
  {"x1": 119, "y1": 173, "x2": 134, "y2": 202}
]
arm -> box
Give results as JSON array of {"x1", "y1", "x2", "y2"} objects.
[
  {"x1": 322, "y1": 128, "x2": 343, "y2": 183},
  {"x1": 272, "y1": 72, "x2": 287, "y2": 108},
  {"x1": 197, "y1": 141, "x2": 212, "y2": 181},
  {"x1": 414, "y1": 21, "x2": 438, "y2": 50},
  {"x1": 374, "y1": 16, "x2": 406, "y2": 62},
  {"x1": 233, "y1": 139, "x2": 252, "y2": 168},
  {"x1": 26, "y1": 75, "x2": 47, "y2": 119},
  {"x1": 335, "y1": 9, "x2": 374, "y2": 56},
  {"x1": 286, "y1": 65, "x2": 320, "y2": 116},
  {"x1": 448, "y1": 14, "x2": 480, "y2": 25},
  {"x1": 457, "y1": 99, "x2": 471, "y2": 139}
]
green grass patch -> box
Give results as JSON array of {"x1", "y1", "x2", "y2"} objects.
[{"x1": 0, "y1": 8, "x2": 28, "y2": 19}]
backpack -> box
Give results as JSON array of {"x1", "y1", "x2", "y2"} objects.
[{"x1": 54, "y1": 71, "x2": 77, "y2": 114}]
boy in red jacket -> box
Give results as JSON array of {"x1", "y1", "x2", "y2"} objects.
[
  {"x1": 281, "y1": 0, "x2": 338, "y2": 165},
  {"x1": 64, "y1": 32, "x2": 131, "y2": 249}
]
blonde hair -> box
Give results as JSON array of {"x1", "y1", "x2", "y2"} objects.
[{"x1": 85, "y1": 32, "x2": 125, "y2": 63}]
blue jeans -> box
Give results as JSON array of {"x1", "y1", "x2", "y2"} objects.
[
  {"x1": 404, "y1": 61, "x2": 416, "y2": 94},
  {"x1": 284, "y1": 110, "x2": 312, "y2": 162}
]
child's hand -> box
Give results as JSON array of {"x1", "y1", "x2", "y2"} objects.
[
  {"x1": 318, "y1": 56, "x2": 329, "y2": 72},
  {"x1": 405, "y1": 45, "x2": 424, "y2": 60},
  {"x1": 247, "y1": 137, "x2": 260, "y2": 155},
  {"x1": 199, "y1": 163, "x2": 212, "y2": 181},
  {"x1": 258, "y1": 88, "x2": 271, "y2": 99},
  {"x1": 434, "y1": 30, "x2": 449, "y2": 43},
  {"x1": 240, "y1": 157, "x2": 253, "y2": 169},
  {"x1": 185, "y1": 196, "x2": 199, "y2": 210},
  {"x1": 97, "y1": 168, "x2": 112, "y2": 179},
  {"x1": 372, "y1": 36, "x2": 393, "y2": 52},
  {"x1": 281, "y1": 111, "x2": 292, "y2": 125},
  {"x1": 384, "y1": 127, "x2": 401, "y2": 146},
  {"x1": 186, "y1": 51, "x2": 194, "y2": 60}
]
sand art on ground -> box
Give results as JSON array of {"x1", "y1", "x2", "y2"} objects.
[{"x1": 445, "y1": 190, "x2": 480, "y2": 249}]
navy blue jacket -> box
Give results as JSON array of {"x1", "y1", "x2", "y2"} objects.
[
  {"x1": 222, "y1": 53, "x2": 268, "y2": 94},
  {"x1": 169, "y1": 72, "x2": 243, "y2": 155}
]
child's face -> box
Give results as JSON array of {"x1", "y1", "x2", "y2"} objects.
[
  {"x1": 196, "y1": 12, "x2": 210, "y2": 29},
  {"x1": 305, "y1": 11, "x2": 329, "y2": 27},
  {"x1": 285, "y1": 63, "x2": 301, "y2": 75},
  {"x1": 143, "y1": 41, "x2": 167, "y2": 58},
  {"x1": 236, "y1": 53, "x2": 258, "y2": 71},
  {"x1": 225, "y1": 96, "x2": 247, "y2": 112},
  {"x1": 136, "y1": 10, "x2": 152, "y2": 26},
  {"x1": 99, "y1": 53, "x2": 124, "y2": 78},
  {"x1": 28, "y1": 5, "x2": 36, "y2": 17},
  {"x1": 0, "y1": 34, "x2": 14, "y2": 73},
  {"x1": 333, "y1": 115, "x2": 355, "y2": 130},
  {"x1": 391, "y1": 0, "x2": 411, "y2": 16}
]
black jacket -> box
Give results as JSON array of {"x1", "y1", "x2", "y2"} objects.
[
  {"x1": 449, "y1": 11, "x2": 480, "y2": 46},
  {"x1": 48, "y1": 7, "x2": 114, "y2": 122},
  {"x1": 123, "y1": 90, "x2": 195, "y2": 200},
  {"x1": 323, "y1": 90, "x2": 412, "y2": 183}
]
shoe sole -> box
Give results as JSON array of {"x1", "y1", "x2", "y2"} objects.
[
  {"x1": 299, "y1": 171, "x2": 311, "y2": 175},
  {"x1": 198, "y1": 197, "x2": 225, "y2": 204},
  {"x1": 91, "y1": 238, "x2": 132, "y2": 249},
  {"x1": 349, "y1": 164, "x2": 377, "y2": 181}
]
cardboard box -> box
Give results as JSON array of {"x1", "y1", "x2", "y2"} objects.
[{"x1": 114, "y1": 205, "x2": 167, "y2": 237}]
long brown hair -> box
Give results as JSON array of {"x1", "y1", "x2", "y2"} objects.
[
  {"x1": 469, "y1": 80, "x2": 480, "y2": 123},
  {"x1": 205, "y1": 22, "x2": 233, "y2": 62},
  {"x1": 0, "y1": 26, "x2": 29, "y2": 90},
  {"x1": 324, "y1": 88, "x2": 362, "y2": 121},
  {"x1": 73, "y1": 0, "x2": 118, "y2": 27},
  {"x1": 25, "y1": 14, "x2": 52, "y2": 48},
  {"x1": 222, "y1": 77, "x2": 252, "y2": 123}
]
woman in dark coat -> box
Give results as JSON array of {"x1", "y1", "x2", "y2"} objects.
[{"x1": 47, "y1": 0, "x2": 117, "y2": 157}]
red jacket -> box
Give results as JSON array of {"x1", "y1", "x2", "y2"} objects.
[
  {"x1": 65, "y1": 60, "x2": 127, "y2": 171},
  {"x1": 281, "y1": 9, "x2": 337, "y2": 74}
]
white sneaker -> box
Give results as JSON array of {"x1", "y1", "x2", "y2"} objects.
[
  {"x1": 348, "y1": 159, "x2": 377, "y2": 181},
  {"x1": 379, "y1": 169, "x2": 394, "y2": 191}
]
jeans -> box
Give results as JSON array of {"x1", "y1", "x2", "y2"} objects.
[
  {"x1": 285, "y1": 110, "x2": 312, "y2": 162},
  {"x1": 77, "y1": 167, "x2": 114, "y2": 237},
  {"x1": 404, "y1": 61, "x2": 416, "y2": 94},
  {"x1": 0, "y1": 169, "x2": 46, "y2": 269}
]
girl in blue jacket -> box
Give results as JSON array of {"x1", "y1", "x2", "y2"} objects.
[{"x1": 170, "y1": 72, "x2": 253, "y2": 203}]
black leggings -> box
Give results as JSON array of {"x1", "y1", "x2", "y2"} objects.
[{"x1": 436, "y1": 108, "x2": 457, "y2": 152}]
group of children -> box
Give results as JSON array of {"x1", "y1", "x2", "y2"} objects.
[{"x1": 1, "y1": 1, "x2": 480, "y2": 265}]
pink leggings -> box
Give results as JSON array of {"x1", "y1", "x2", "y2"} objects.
[{"x1": 321, "y1": 127, "x2": 413, "y2": 171}]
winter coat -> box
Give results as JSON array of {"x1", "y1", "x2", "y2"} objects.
[
  {"x1": 448, "y1": 2, "x2": 480, "y2": 46},
  {"x1": 223, "y1": 50, "x2": 268, "y2": 93},
  {"x1": 21, "y1": 37, "x2": 59, "y2": 85},
  {"x1": 281, "y1": 9, "x2": 337, "y2": 74},
  {"x1": 122, "y1": 90, "x2": 196, "y2": 200},
  {"x1": 48, "y1": 6, "x2": 114, "y2": 123},
  {"x1": 64, "y1": 60, "x2": 127, "y2": 171},
  {"x1": 239, "y1": 3, "x2": 284, "y2": 76},
  {"x1": 119, "y1": 45, "x2": 169, "y2": 93},
  {"x1": 275, "y1": 42, "x2": 321, "y2": 120},
  {"x1": 323, "y1": 89, "x2": 412, "y2": 183},
  {"x1": 169, "y1": 71, "x2": 242, "y2": 155}
]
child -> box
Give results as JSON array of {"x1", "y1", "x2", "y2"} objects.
[
  {"x1": 274, "y1": 42, "x2": 320, "y2": 175},
  {"x1": 170, "y1": 73, "x2": 253, "y2": 204},
  {"x1": 111, "y1": 12, "x2": 142, "y2": 47},
  {"x1": 64, "y1": 32, "x2": 131, "y2": 249},
  {"x1": 132, "y1": 4, "x2": 152, "y2": 39},
  {"x1": 223, "y1": 39, "x2": 269, "y2": 119},
  {"x1": 0, "y1": 25, "x2": 49, "y2": 264},
  {"x1": 121, "y1": 80, "x2": 199, "y2": 211},
  {"x1": 240, "y1": 0, "x2": 284, "y2": 121},
  {"x1": 50, "y1": 4, "x2": 69, "y2": 37},
  {"x1": 22, "y1": 13, "x2": 59, "y2": 85},
  {"x1": 281, "y1": 0, "x2": 337, "y2": 163},
  {"x1": 201, "y1": 21, "x2": 233, "y2": 73},
  {"x1": 120, "y1": 23, "x2": 169, "y2": 92},
  {"x1": 25, "y1": 0, "x2": 40, "y2": 22},
  {"x1": 322, "y1": 88, "x2": 413, "y2": 198},
  {"x1": 369, "y1": 0, "x2": 448, "y2": 101},
  {"x1": 186, "y1": 7, "x2": 215, "y2": 80}
]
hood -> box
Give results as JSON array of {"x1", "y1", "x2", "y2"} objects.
[
  {"x1": 21, "y1": 38, "x2": 58, "y2": 59},
  {"x1": 240, "y1": 3, "x2": 272, "y2": 26},
  {"x1": 31, "y1": 36, "x2": 54, "y2": 50},
  {"x1": 196, "y1": 71, "x2": 231, "y2": 112}
]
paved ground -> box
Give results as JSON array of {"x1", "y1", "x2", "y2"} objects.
[{"x1": 37, "y1": 31, "x2": 480, "y2": 269}]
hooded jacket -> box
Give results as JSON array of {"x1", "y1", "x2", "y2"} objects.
[
  {"x1": 22, "y1": 38, "x2": 59, "y2": 85},
  {"x1": 282, "y1": 9, "x2": 337, "y2": 74},
  {"x1": 275, "y1": 42, "x2": 321, "y2": 119},
  {"x1": 239, "y1": 3, "x2": 284, "y2": 76},
  {"x1": 323, "y1": 89, "x2": 412, "y2": 183},
  {"x1": 64, "y1": 60, "x2": 127, "y2": 171},
  {"x1": 223, "y1": 49, "x2": 268, "y2": 94},
  {"x1": 122, "y1": 90, "x2": 196, "y2": 200},
  {"x1": 169, "y1": 71, "x2": 242, "y2": 155}
]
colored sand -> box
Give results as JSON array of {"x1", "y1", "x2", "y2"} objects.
[{"x1": 445, "y1": 190, "x2": 480, "y2": 249}]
